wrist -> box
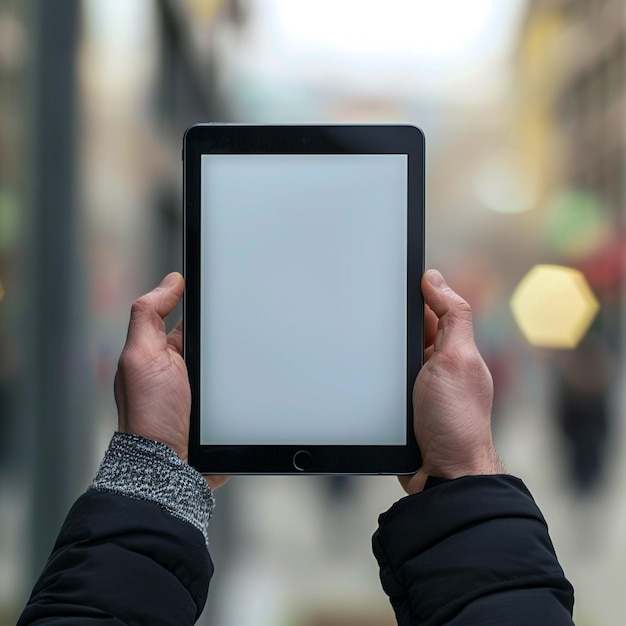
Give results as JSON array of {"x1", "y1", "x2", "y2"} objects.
[
  {"x1": 89, "y1": 432, "x2": 214, "y2": 545},
  {"x1": 442, "y1": 449, "x2": 506, "y2": 480},
  {"x1": 400, "y1": 449, "x2": 505, "y2": 496}
]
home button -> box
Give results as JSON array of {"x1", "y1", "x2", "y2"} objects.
[{"x1": 293, "y1": 450, "x2": 312, "y2": 472}]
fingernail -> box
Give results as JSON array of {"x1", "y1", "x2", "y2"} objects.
[
  {"x1": 159, "y1": 272, "x2": 181, "y2": 289},
  {"x1": 426, "y1": 269, "x2": 449, "y2": 291}
]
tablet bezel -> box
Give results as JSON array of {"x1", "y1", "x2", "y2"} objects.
[{"x1": 184, "y1": 124, "x2": 424, "y2": 474}]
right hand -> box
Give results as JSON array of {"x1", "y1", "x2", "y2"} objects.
[
  {"x1": 399, "y1": 269, "x2": 504, "y2": 495},
  {"x1": 114, "y1": 272, "x2": 229, "y2": 490}
]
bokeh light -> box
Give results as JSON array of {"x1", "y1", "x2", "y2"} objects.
[
  {"x1": 510, "y1": 264, "x2": 600, "y2": 349},
  {"x1": 544, "y1": 189, "x2": 609, "y2": 259}
]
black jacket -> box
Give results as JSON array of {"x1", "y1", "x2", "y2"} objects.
[
  {"x1": 17, "y1": 491, "x2": 212, "y2": 626},
  {"x1": 19, "y1": 474, "x2": 574, "y2": 625},
  {"x1": 372, "y1": 475, "x2": 575, "y2": 625}
]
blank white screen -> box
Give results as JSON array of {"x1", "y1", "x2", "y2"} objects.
[{"x1": 200, "y1": 154, "x2": 407, "y2": 444}]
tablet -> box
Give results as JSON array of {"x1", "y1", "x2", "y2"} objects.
[{"x1": 183, "y1": 124, "x2": 424, "y2": 474}]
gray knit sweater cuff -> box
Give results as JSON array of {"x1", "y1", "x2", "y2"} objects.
[{"x1": 88, "y1": 432, "x2": 214, "y2": 545}]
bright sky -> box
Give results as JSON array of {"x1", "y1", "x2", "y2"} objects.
[{"x1": 240, "y1": 0, "x2": 526, "y2": 102}]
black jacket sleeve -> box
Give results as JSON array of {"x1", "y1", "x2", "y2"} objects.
[
  {"x1": 372, "y1": 475, "x2": 574, "y2": 626},
  {"x1": 17, "y1": 490, "x2": 213, "y2": 626}
]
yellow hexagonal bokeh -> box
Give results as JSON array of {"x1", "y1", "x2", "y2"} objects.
[{"x1": 510, "y1": 264, "x2": 599, "y2": 349}]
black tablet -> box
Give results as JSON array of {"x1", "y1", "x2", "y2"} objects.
[{"x1": 183, "y1": 124, "x2": 424, "y2": 474}]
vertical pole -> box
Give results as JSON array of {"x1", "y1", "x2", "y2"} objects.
[{"x1": 25, "y1": 0, "x2": 87, "y2": 579}]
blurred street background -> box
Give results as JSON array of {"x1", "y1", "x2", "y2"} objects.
[{"x1": 0, "y1": 0, "x2": 625, "y2": 624}]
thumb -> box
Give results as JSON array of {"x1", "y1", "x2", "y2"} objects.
[
  {"x1": 422, "y1": 269, "x2": 475, "y2": 353},
  {"x1": 125, "y1": 273, "x2": 185, "y2": 350},
  {"x1": 148, "y1": 272, "x2": 185, "y2": 319}
]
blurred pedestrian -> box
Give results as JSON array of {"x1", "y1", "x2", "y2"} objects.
[{"x1": 553, "y1": 330, "x2": 614, "y2": 496}]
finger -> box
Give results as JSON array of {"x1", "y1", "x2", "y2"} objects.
[
  {"x1": 424, "y1": 303, "x2": 438, "y2": 349},
  {"x1": 397, "y1": 475, "x2": 411, "y2": 490},
  {"x1": 124, "y1": 273, "x2": 185, "y2": 350},
  {"x1": 150, "y1": 272, "x2": 185, "y2": 320},
  {"x1": 421, "y1": 269, "x2": 475, "y2": 352},
  {"x1": 205, "y1": 475, "x2": 230, "y2": 490},
  {"x1": 397, "y1": 469, "x2": 427, "y2": 495},
  {"x1": 423, "y1": 344, "x2": 435, "y2": 363},
  {"x1": 167, "y1": 317, "x2": 184, "y2": 356}
]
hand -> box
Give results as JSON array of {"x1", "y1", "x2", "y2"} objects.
[
  {"x1": 399, "y1": 269, "x2": 504, "y2": 495},
  {"x1": 114, "y1": 272, "x2": 228, "y2": 490}
]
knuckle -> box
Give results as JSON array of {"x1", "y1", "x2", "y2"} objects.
[
  {"x1": 457, "y1": 344, "x2": 485, "y2": 370},
  {"x1": 117, "y1": 346, "x2": 143, "y2": 373},
  {"x1": 445, "y1": 343, "x2": 489, "y2": 379},
  {"x1": 130, "y1": 294, "x2": 153, "y2": 319},
  {"x1": 451, "y1": 293, "x2": 473, "y2": 320},
  {"x1": 464, "y1": 351, "x2": 493, "y2": 389}
]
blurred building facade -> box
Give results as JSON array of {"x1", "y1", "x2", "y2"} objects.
[
  {"x1": 0, "y1": 1, "x2": 243, "y2": 622},
  {"x1": 515, "y1": 0, "x2": 625, "y2": 488},
  {"x1": 516, "y1": 0, "x2": 625, "y2": 313},
  {"x1": 557, "y1": 0, "x2": 625, "y2": 220},
  {"x1": 551, "y1": 0, "x2": 625, "y2": 498},
  {"x1": 511, "y1": 4, "x2": 626, "y2": 623}
]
